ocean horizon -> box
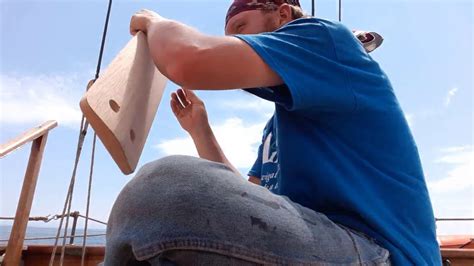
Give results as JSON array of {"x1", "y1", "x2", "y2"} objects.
[{"x1": 0, "y1": 225, "x2": 106, "y2": 246}]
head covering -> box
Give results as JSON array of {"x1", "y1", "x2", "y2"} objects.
[{"x1": 225, "y1": 0, "x2": 301, "y2": 27}]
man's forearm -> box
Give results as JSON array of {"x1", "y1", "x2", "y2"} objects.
[{"x1": 189, "y1": 125, "x2": 241, "y2": 176}]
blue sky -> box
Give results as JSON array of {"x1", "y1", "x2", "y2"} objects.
[{"x1": 0, "y1": 0, "x2": 472, "y2": 238}]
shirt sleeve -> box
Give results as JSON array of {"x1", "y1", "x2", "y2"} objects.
[
  {"x1": 247, "y1": 142, "x2": 263, "y2": 178},
  {"x1": 235, "y1": 18, "x2": 359, "y2": 114}
]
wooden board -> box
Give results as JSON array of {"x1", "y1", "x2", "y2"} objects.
[{"x1": 80, "y1": 32, "x2": 167, "y2": 175}]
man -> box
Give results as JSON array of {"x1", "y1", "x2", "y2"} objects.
[{"x1": 104, "y1": 1, "x2": 441, "y2": 265}]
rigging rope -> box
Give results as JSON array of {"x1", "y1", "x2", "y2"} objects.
[
  {"x1": 49, "y1": 117, "x2": 89, "y2": 266},
  {"x1": 94, "y1": 0, "x2": 113, "y2": 81},
  {"x1": 81, "y1": 133, "x2": 98, "y2": 266},
  {"x1": 338, "y1": 0, "x2": 342, "y2": 22},
  {"x1": 0, "y1": 234, "x2": 106, "y2": 243},
  {"x1": 436, "y1": 218, "x2": 474, "y2": 222},
  {"x1": 49, "y1": 0, "x2": 113, "y2": 265},
  {"x1": 0, "y1": 212, "x2": 107, "y2": 225}
]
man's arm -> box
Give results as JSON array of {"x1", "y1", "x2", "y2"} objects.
[
  {"x1": 171, "y1": 90, "x2": 264, "y2": 185},
  {"x1": 248, "y1": 176, "x2": 261, "y2": 185},
  {"x1": 131, "y1": 10, "x2": 384, "y2": 91},
  {"x1": 190, "y1": 122, "x2": 241, "y2": 176},
  {"x1": 130, "y1": 10, "x2": 283, "y2": 90},
  {"x1": 170, "y1": 88, "x2": 242, "y2": 176}
]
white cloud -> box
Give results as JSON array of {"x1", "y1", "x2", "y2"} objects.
[
  {"x1": 429, "y1": 145, "x2": 473, "y2": 193},
  {"x1": 444, "y1": 87, "x2": 458, "y2": 107},
  {"x1": 156, "y1": 137, "x2": 197, "y2": 157},
  {"x1": 155, "y1": 118, "x2": 265, "y2": 169},
  {"x1": 0, "y1": 73, "x2": 84, "y2": 128},
  {"x1": 218, "y1": 97, "x2": 274, "y2": 117}
]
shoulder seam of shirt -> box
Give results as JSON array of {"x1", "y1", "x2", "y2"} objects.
[
  {"x1": 320, "y1": 22, "x2": 359, "y2": 113},
  {"x1": 238, "y1": 34, "x2": 303, "y2": 109}
]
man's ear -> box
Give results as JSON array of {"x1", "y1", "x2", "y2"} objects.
[{"x1": 278, "y1": 4, "x2": 293, "y2": 25}]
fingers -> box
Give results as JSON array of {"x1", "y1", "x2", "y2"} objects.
[
  {"x1": 170, "y1": 88, "x2": 191, "y2": 112},
  {"x1": 182, "y1": 88, "x2": 204, "y2": 104},
  {"x1": 170, "y1": 97, "x2": 180, "y2": 115},
  {"x1": 130, "y1": 9, "x2": 164, "y2": 36},
  {"x1": 170, "y1": 88, "x2": 201, "y2": 116},
  {"x1": 129, "y1": 9, "x2": 151, "y2": 36},
  {"x1": 171, "y1": 92, "x2": 183, "y2": 110},
  {"x1": 182, "y1": 88, "x2": 197, "y2": 100},
  {"x1": 129, "y1": 14, "x2": 141, "y2": 36},
  {"x1": 177, "y1": 89, "x2": 191, "y2": 107}
]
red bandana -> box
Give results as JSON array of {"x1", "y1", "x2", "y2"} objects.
[{"x1": 225, "y1": 0, "x2": 301, "y2": 27}]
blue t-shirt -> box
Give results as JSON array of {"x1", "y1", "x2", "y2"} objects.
[
  {"x1": 236, "y1": 18, "x2": 441, "y2": 265},
  {"x1": 248, "y1": 117, "x2": 281, "y2": 191}
]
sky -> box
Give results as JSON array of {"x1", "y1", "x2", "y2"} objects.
[{"x1": 0, "y1": 0, "x2": 472, "y2": 239}]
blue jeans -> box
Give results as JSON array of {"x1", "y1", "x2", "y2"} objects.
[{"x1": 104, "y1": 155, "x2": 391, "y2": 265}]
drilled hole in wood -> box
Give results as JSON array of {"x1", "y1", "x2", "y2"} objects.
[
  {"x1": 130, "y1": 129, "x2": 136, "y2": 142},
  {"x1": 109, "y1": 100, "x2": 120, "y2": 113}
]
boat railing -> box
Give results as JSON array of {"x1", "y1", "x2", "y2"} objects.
[{"x1": 0, "y1": 120, "x2": 57, "y2": 266}]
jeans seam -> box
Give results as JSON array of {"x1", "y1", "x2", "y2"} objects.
[
  {"x1": 341, "y1": 226, "x2": 363, "y2": 265},
  {"x1": 337, "y1": 224, "x2": 390, "y2": 265},
  {"x1": 133, "y1": 237, "x2": 352, "y2": 265}
]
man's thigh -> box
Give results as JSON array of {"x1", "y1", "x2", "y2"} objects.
[{"x1": 104, "y1": 155, "x2": 390, "y2": 265}]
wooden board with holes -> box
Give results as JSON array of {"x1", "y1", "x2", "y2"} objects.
[{"x1": 80, "y1": 32, "x2": 167, "y2": 175}]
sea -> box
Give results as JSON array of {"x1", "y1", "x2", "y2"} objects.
[{"x1": 0, "y1": 225, "x2": 106, "y2": 246}]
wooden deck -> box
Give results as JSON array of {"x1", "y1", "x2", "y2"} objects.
[
  {"x1": 1, "y1": 245, "x2": 105, "y2": 266},
  {"x1": 1, "y1": 241, "x2": 474, "y2": 265}
]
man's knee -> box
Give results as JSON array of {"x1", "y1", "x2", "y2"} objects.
[
  {"x1": 111, "y1": 155, "x2": 223, "y2": 217},
  {"x1": 108, "y1": 154, "x2": 245, "y2": 232},
  {"x1": 136, "y1": 155, "x2": 202, "y2": 184},
  {"x1": 132, "y1": 155, "x2": 235, "y2": 193}
]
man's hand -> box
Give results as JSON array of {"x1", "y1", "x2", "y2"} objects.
[
  {"x1": 130, "y1": 9, "x2": 164, "y2": 35},
  {"x1": 170, "y1": 88, "x2": 209, "y2": 136},
  {"x1": 170, "y1": 89, "x2": 241, "y2": 176}
]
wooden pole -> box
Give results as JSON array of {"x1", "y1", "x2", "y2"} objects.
[
  {"x1": 70, "y1": 212, "x2": 79, "y2": 245},
  {"x1": 3, "y1": 133, "x2": 49, "y2": 266}
]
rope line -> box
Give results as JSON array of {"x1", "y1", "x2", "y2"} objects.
[
  {"x1": 338, "y1": 0, "x2": 342, "y2": 22},
  {"x1": 0, "y1": 213, "x2": 107, "y2": 225},
  {"x1": 49, "y1": 118, "x2": 89, "y2": 266},
  {"x1": 51, "y1": 1, "x2": 113, "y2": 264},
  {"x1": 0, "y1": 216, "x2": 53, "y2": 222},
  {"x1": 95, "y1": 0, "x2": 113, "y2": 81},
  {"x1": 59, "y1": 165, "x2": 83, "y2": 265},
  {"x1": 0, "y1": 234, "x2": 106, "y2": 243},
  {"x1": 59, "y1": 121, "x2": 92, "y2": 265},
  {"x1": 78, "y1": 0, "x2": 113, "y2": 263},
  {"x1": 436, "y1": 218, "x2": 474, "y2": 222},
  {"x1": 81, "y1": 133, "x2": 98, "y2": 266},
  {"x1": 78, "y1": 214, "x2": 107, "y2": 226}
]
